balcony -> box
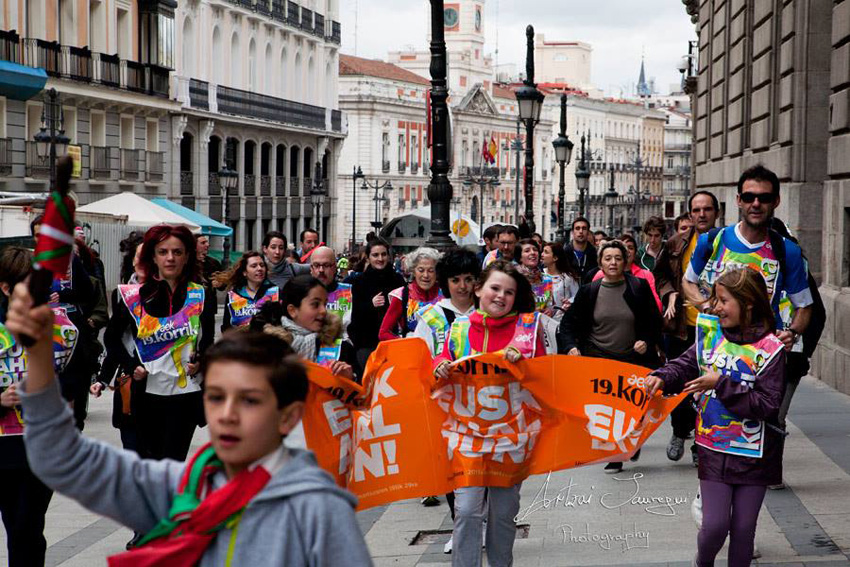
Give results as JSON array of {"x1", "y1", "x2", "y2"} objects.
[
  {"x1": 315, "y1": 14, "x2": 325, "y2": 38},
  {"x1": 244, "y1": 174, "x2": 256, "y2": 196},
  {"x1": 289, "y1": 176, "x2": 300, "y2": 196},
  {"x1": 25, "y1": 142, "x2": 49, "y2": 178},
  {"x1": 329, "y1": 21, "x2": 342, "y2": 45},
  {"x1": 91, "y1": 147, "x2": 111, "y2": 179},
  {"x1": 382, "y1": 160, "x2": 391, "y2": 173},
  {"x1": 411, "y1": 162, "x2": 419, "y2": 174},
  {"x1": 423, "y1": 162, "x2": 430, "y2": 175},
  {"x1": 120, "y1": 149, "x2": 142, "y2": 180},
  {"x1": 275, "y1": 175, "x2": 286, "y2": 196},
  {"x1": 542, "y1": 169, "x2": 548, "y2": 180},
  {"x1": 398, "y1": 161, "x2": 406, "y2": 174},
  {"x1": 301, "y1": 9, "x2": 314, "y2": 32},
  {"x1": 304, "y1": 177, "x2": 313, "y2": 195},
  {"x1": 287, "y1": 2, "x2": 300, "y2": 26},
  {"x1": 180, "y1": 172, "x2": 194, "y2": 195},
  {"x1": 216, "y1": 84, "x2": 335, "y2": 131},
  {"x1": 0, "y1": 139, "x2": 11, "y2": 175},
  {"x1": 260, "y1": 175, "x2": 272, "y2": 196},
  {"x1": 0, "y1": 32, "x2": 170, "y2": 97},
  {"x1": 209, "y1": 172, "x2": 221, "y2": 196},
  {"x1": 147, "y1": 151, "x2": 164, "y2": 182},
  {"x1": 188, "y1": 79, "x2": 209, "y2": 110}
]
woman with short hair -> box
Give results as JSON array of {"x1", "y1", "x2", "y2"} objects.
[{"x1": 378, "y1": 246, "x2": 443, "y2": 341}]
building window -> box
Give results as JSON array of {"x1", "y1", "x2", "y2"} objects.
[
  {"x1": 90, "y1": 111, "x2": 106, "y2": 147},
  {"x1": 398, "y1": 134, "x2": 405, "y2": 166},
  {"x1": 120, "y1": 116, "x2": 134, "y2": 149},
  {"x1": 0, "y1": 97, "x2": 6, "y2": 138},
  {"x1": 63, "y1": 107, "x2": 77, "y2": 144},
  {"x1": 146, "y1": 120, "x2": 159, "y2": 151}
]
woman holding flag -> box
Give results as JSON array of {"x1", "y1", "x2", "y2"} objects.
[{"x1": 104, "y1": 225, "x2": 216, "y2": 462}]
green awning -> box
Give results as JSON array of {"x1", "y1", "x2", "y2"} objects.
[
  {"x1": 150, "y1": 198, "x2": 233, "y2": 237},
  {"x1": 0, "y1": 61, "x2": 48, "y2": 101}
]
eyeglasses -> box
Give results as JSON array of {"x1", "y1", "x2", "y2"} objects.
[
  {"x1": 311, "y1": 263, "x2": 335, "y2": 270},
  {"x1": 740, "y1": 192, "x2": 776, "y2": 204}
]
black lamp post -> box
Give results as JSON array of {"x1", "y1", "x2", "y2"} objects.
[
  {"x1": 310, "y1": 162, "x2": 326, "y2": 240},
  {"x1": 34, "y1": 88, "x2": 70, "y2": 190},
  {"x1": 218, "y1": 160, "x2": 239, "y2": 268},
  {"x1": 552, "y1": 94, "x2": 574, "y2": 240},
  {"x1": 574, "y1": 132, "x2": 590, "y2": 218},
  {"x1": 362, "y1": 177, "x2": 393, "y2": 231},
  {"x1": 515, "y1": 25, "x2": 545, "y2": 233},
  {"x1": 351, "y1": 166, "x2": 365, "y2": 253},
  {"x1": 604, "y1": 165, "x2": 618, "y2": 236},
  {"x1": 425, "y1": 0, "x2": 454, "y2": 250},
  {"x1": 462, "y1": 168, "x2": 501, "y2": 241},
  {"x1": 502, "y1": 121, "x2": 524, "y2": 224}
]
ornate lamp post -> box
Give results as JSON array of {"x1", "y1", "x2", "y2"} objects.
[
  {"x1": 604, "y1": 166, "x2": 618, "y2": 236},
  {"x1": 351, "y1": 166, "x2": 365, "y2": 253},
  {"x1": 462, "y1": 168, "x2": 501, "y2": 241},
  {"x1": 310, "y1": 162, "x2": 326, "y2": 240},
  {"x1": 551, "y1": 94, "x2": 574, "y2": 240},
  {"x1": 515, "y1": 25, "x2": 545, "y2": 233},
  {"x1": 574, "y1": 132, "x2": 590, "y2": 218},
  {"x1": 425, "y1": 0, "x2": 454, "y2": 250},
  {"x1": 218, "y1": 160, "x2": 239, "y2": 267},
  {"x1": 362, "y1": 177, "x2": 393, "y2": 231},
  {"x1": 34, "y1": 88, "x2": 71, "y2": 190}
]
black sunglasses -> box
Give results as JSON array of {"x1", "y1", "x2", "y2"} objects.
[{"x1": 740, "y1": 192, "x2": 776, "y2": 204}]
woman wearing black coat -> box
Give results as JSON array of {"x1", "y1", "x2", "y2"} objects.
[{"x1": 349, "y1": 237, "x2": 405, "y2": 371}]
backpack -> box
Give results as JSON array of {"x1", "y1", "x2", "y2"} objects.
[{"x1": 699, "y1": 227, "x2": 826, "y2": 358}]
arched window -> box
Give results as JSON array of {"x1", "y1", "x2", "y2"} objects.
[
  {"x1": 307, "y1": 56, "x2": 315, "y2": 103},
  {"x1": 325, "y1": 60, "x2": 333, "y2": 108},
  {"x1": 230, "y1": 33, "x2": 240, "y2": 87},
  {"x1": 248, "y1": 39, "x2": 257, "y2": 92},
  {"x1": 264, "y1": 44, "x2": 273, "y2": 95},
  {"x1": 294, "y1": 53, "x2": 302, "y2": 101},
  {"x1": 211, "y1": 27, "x2": 222, "y2": 84},
  {"x1": 279, "y1": 47, "x2": 288, "y2": 97},
  {"x1": 182, "y1": 17, "x2": 194, "y2": 77}
]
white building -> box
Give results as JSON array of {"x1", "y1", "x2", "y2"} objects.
[
  {"x1": 661, "y1": 107, "x2": 692, "y2": 221},
  {"x1": 534, "y1": 35, "x2": 593, "y2": 91},
  {"x1": 172, "y1": 0, "x2": 346, "y2": 252}
]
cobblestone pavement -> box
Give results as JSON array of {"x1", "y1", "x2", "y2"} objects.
[{"x1": 2, "y1": 376, "x2": 849, "y2": 567}]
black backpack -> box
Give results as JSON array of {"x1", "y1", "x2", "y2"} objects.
[{"x1": 700, "y1": 227, "x2": 826, "y2": 358}]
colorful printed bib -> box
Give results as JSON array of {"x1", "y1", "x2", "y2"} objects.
[
  {"x1": 694, "y1": 314, "x2": 784, "y2": 458},
  {"x1": 447, "y1": 312, "x2": 540, "y2": 361},
  {"x1": 119, "y1": 283, "x2": 204, "y2": 396},
  {"x1": 532, "y1": 276, "x2": 554, "y2": 312},
  {"x1": 227, "y1": 286, "x2": 279, "y2": 328},
  {"x1": 0, "y1": 315, "x2": 77, "y2": 436},
  {"x1": 697, "y1": 228, "x2": 781, "y2": 302},
  {"x1": 326, "y1": 284, "x2": 353, "y2": 321},
  {"x1": 316, "y1": 339, "x2": 343, "y2": 369},
  {"x1": 417, "y1": 304, "x2": 452, "y2": 356},
  {"x1": 389, "y1": 286, "x2": 443, "y2": 333}
]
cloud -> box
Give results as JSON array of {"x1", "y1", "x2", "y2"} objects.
[{"x1": 340, "y1": 0, "x2": 696, "y2": 96}]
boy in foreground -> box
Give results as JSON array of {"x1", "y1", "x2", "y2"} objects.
[{"x1": 5, "y1": 283, "x2": 372, "y2": 566}]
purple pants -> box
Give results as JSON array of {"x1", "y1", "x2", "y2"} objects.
[{"x1": 696, "y1": 479, "x2": 767, "y2": 567}]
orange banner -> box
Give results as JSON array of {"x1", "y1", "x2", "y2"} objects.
[{"x1": 302, "y1": 339, "x2": 685, "y2": 511}]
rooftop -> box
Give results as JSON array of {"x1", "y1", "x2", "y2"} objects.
[{"x1": 339, "y1": 54, "x2": 430, "y2": 87}]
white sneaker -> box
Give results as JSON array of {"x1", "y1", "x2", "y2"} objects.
[
  {"x1": 753, "y1": 543, "x2": 761, "y2": 559},
  {"x1": 443, "y1": 536, "x2": 453, "y2": 554},
  {"x1": 482, "y1": 520, "x2": 487, "y2": 547}
]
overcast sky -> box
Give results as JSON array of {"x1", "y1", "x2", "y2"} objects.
[{"x1": 340, "y1": 0, "x2": 697, "y2": 96}]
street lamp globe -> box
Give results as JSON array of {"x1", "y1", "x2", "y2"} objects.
[
  {"x1": 604, "y1": 187, "x2": 618, "y2": 208},
  {"x1": 219, "y1": 164, "x2": 238, "y2": 190},
  {"x1": 515, "y1": 84, "x2": 545, "y2": 124},
  {"x1": 55, "y1": 129, "x2": 70, "y2": 157},
  {"x1": 34, "y1": 127, "x2": 51, "y2": 160},
  {"x1": 552, "y1": 132, "x2": 574, "y2": 165},
  {"x1": 575, "y1": 167, "x2": 590, "y2": 194}
]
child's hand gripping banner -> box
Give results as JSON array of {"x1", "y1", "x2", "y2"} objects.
[{"x1": 302, "y1": 339, "x2": 685, "y2": 510}]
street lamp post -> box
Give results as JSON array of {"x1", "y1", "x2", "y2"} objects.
[
  {"x1": 351, "y1": 166, "x2": 365, "y2": 254},
  {"x1": 515, "y1": 25, "x2": 545, "y2": 233},
  {"x1": 34, "y1": 88, "x2": 70, "y2": 190},
  {"x1": 502, "y1": 121, "x2": 524, "y2": 224},
  {"x1": 425, "y1": 0, "x2": 454, "y2": 250},
  {"x1": 362, "y1": 177, "x2": 393, "y2": 231},
  {"x1": 462, "y1": 168, "x2": 501, "y2": 241},
  {"x1": 310, "y1": 162, "x2": 326, "y2": 240},
  {"x1": 574, "y1": 133, "x2": 590, "y2": 218},
  {"x1": 218, "y1": 160, "x2": 239, "y2": 268},
  {"x1": 552, "y1": 93, "x2": 574, "y2": 241},
  {"x1": 604, "y1": 166, "x2": 618, "y2": 236}
]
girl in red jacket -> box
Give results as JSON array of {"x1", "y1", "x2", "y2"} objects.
[
  {"x1": 433, "y1": 259, "x2": 544, "y2": 567},
  {"x1": 645, "y1": 268, "x2": 786, "y2": 567}
]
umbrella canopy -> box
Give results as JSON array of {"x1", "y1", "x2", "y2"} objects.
[
  {"x1": 151, "y1": 198, "x2": 232, "y2": 237},
  {"x1": 381, "y1": 206, "x2": 481, "y2": 248},
  {"x1": 77, "y1": 192, "x2": 201, "y2": 232}
]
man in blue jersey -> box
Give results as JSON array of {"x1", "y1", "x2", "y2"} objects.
[{"x1": 681, "y1": 165, "x2": 814, "y2": 482}]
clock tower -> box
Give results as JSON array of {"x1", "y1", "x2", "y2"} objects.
[{"x1": 442, "y1": 1, "x2": 486, "y2": 56}]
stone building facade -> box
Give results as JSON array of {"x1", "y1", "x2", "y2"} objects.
[{"x1": 685, "y1": 0, "x2": 850, "y2": 395}]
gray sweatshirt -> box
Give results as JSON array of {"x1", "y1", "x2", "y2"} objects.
[{"x1": 21, "y1": 381, "x2": 373, "y2": 567}]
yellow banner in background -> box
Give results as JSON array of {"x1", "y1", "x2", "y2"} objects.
[
  {"x1": 67, "y1": 145, "x2": 82, "y2": 178},
  {"x1": 303, "y1": 339, "x2": 685, "y2": 511}
]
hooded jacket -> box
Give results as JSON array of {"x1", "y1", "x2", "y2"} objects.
[
  {"x1": 21, "y1": 381, "x2": 373, "y2": 567},
  {"x1": 265, "y1": 257, "x2": 310, "y2": 289}
]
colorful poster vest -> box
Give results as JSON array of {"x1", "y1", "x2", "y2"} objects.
[
  {"x1": 0, "y1": 314, "x2": 78, "y2": 436},
  {"x1": 417, "y1": 304, "x2": 452, "y2": 356},
  {"x1": 697, "y1": 229, "x2": 780, "y2": 302},
  {"x1": 532, "y1": 276, "x2": 554, "y2": 312},
  {"x1": 326, "y1": 283, "x2": 353, "y2": 321},
  {"x1": 227, "y1": 286, "x2": 279, "y2": 328},
  {"x1": 694, "y1": 314, "x2": 784, "y2": 458},
  {"x1": 447, "y1": 312, "x2": 540, "y2": 360},
  {"x1": 389, "y1": 286, "x2": 442, "y2": 334},
  {"x1": 119, "y1": 283, "x2": 204, "y2": 396}
]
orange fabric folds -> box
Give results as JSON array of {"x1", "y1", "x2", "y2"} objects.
[{"x1": 302, "y1": 339, "x2": 685, "y2": 511}]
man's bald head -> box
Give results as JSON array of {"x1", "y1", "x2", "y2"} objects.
[{"x1": 310, "y1": 246, "x2": 337, "y2": 286}]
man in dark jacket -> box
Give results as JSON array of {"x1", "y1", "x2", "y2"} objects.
[
  {"x1": 653, "y1": 190, "x2": 718, "y2": 465},
  {"x1": 564, "y1": 217, "x2": 598, "y2": 283}
]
